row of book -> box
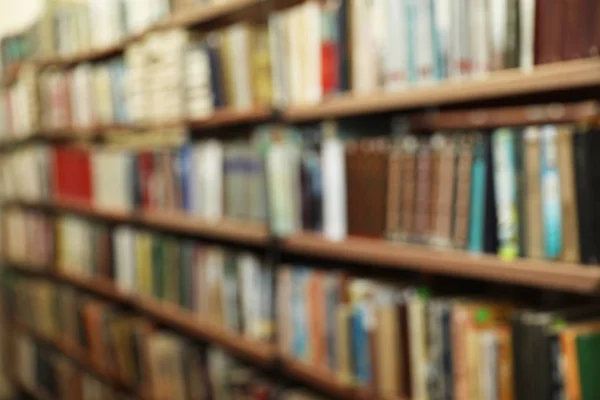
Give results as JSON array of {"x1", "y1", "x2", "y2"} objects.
[
  {"x1": 4, "y1": 208, "x2": 275, "y2": 343},
  {"x1": 17, "y1": 336, "x2": 129, "y2": 399},
  {"x1": 53, "y1": 137, "x2": 266, "y2": 222},
  {"x1": 0, "y1": 64, "x2": 39, "y2": 141},
  {"x1": 5, "y1": 0, "x2": 600, "y2": 126},
  {"x1": 10, "y1": 278, "x2": 321, "y2": 399},
  {"x1": 39, "y1": 58, "x2": 128, "y2": 130},
  {"x1": 8, "y1": 251, "x2": 600, "y2": 400},
  {"x1": 260, "y1": 122, "x2": 600, "y2": 263},
  {"x1": 4, "y1": 119, "x2": 600, "y2": 265},
  {"x1": 277, "y1": 266, "x2": 600, "y2": 400},
  {"x1": 269, "y1": 0, "x2": 600, "y2": 106}
]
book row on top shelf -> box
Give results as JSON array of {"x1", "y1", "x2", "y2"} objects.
[
  {"x1": 2, "y1": 0, "x2": 600, "y2": 145},
  {"x1": 5, "y1": 209, "x2": 600, "y2": 400}
]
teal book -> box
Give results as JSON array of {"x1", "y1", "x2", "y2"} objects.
[
  {"x1": 492, "y1": 129, "x2": 520, "y2": 260},
  {"x1": 540, "y1": 125, "x2": 563, "y2": 260},
  {"x1": 468, "y1": 133, "x2": 488, "y2": 252}
]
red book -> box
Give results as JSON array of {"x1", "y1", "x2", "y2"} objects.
[
  {"x1": 321, "y1": 41, "x2": 340, "y2": 96},
  {"x1": 137, "y1": 152, "x2": 154, "y2": 209}
]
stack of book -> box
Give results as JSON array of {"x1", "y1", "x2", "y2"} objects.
[
  {"x1": 51, "y1": 137, "x2": 267, "y2": 223},
  {"x1": 277, "y1": 265, "x2": 600, "y2": 400},
  {"x1": 38, "y1": 57, "x2": 129, "y2": 131},
  {"x1": 260, "y1": 120, "x2": 600, "y2": 263},
  {"x1": 0, "y1": 64, "x2": 40, "y2": 142}
]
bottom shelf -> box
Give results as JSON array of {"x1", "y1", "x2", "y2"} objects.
[
  {"x1": 5, "y1": 264, "x2": 364, "y2": 399},
  {"x1": 11, "y1": 379, "x2": 52, "y2": 400}
]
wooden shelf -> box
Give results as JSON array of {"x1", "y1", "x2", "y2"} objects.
[
  {"x1": 37, "y1": 41, "x2": 128, "y2": 67},
  {"x1": 13, "y1": 322, "x2": 139, "y2": 396},
  {"x1": 280, "y1": 356, "x2": 359, "y2": 399},
  {"x1": 9, "y1": 198, "x2": 270, "y2": 246},
  {"x1": 7, "y1": 199, "x2": 600, "y2": 293},
  {"x1": 7, "y1": 264, "x2": 370, "y2": 398},
  {"x1": 282, "y1": 232, "x2": 600, "y2": 294},
  {"x1": 284, "y1": 58, "x2": 600, "y2": 122},
  {"x1": 186, "y1": 106, "x2": 273, "y2": 129},
  {"x1": 8, "y1": 266, "x2": 276, "y2": 367}
]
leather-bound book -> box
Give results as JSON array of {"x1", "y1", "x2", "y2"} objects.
[
  {"x1": 386, "y1": 138, "x2": 403, "y2": 238},
  {"x1": 523, "y1": 126, "x2": 543, "y2": 259},
  {"x1": 453, "y1": 134, "x2": 474, "y2": 249},
  {"x1": 413, "y1": 138, "x2": 432, "y2": 243},
  {"x1": 432, "y1": 134, "x2": 457, "y2": 248},
  {"x1": 399, "y1": 135, "x2": 418, "y2": 241},
  {"x1": 557, "y1": 126, "x2": 580, "y2": 263}
]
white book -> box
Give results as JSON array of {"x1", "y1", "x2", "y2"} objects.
[
  {"x1": 238, "y1": 253, "x2": 260, "y2": 338},
  {"x1": 471, "y1": 0, "x2": 491, "y2": 77},
  {"x1": 113, "y1": 226, "x2": 136, "y2": 291},
  {"x1": 267, "y1": 138, "x2": 299, "y2": 236},
  {"x1": 351, "y1": 0, "x2": 380, "y2": 93},
  {"x1": 519, "y1": 0, "x2": 536, "y2": 71},
  {"x1": 227, "y1": 24, "x2": 253, "y2": 109},
  {"x1": 449, "y1": 0, "x2": 469, "y2": 78},
  {"x1": 321, "y1": 122, "x2": 347, "y2": 241},
  {"x1": 433, "y1": 0, "x2": 452, "y2": 79},
  {"x1": 415, "y1": 0, "x2": 436, "y2": 84},
  {"x1": 268, "y1": 14, "x2": 288, "y2": 107},
  {"x1": 489, "y1": 0, "x2": 508, "y2": 71},
  {"x1": 287, "y1": 9, "x2": 303, "y2": 105},
  {"x1": 201, "y1": 140, "x2": 223, "y2": 222},
  {"x1": 383, "y1": 0, "x2": 407, "y2": 91},
  {"x1": 301, "y1": 1, "x2": 322, "y2": 105}
]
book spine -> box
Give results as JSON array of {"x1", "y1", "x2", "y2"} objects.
[
  {"x1": 492, "y1": 128, "x2": 520, "y2": 260},
  {"x1": 540, "y1": 125, "x2": 563, "y2": 260}
]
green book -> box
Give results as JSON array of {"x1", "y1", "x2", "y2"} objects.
[
  {"x1": 577, "y1": 331, "x2": 600, "y2": 400},
  {"x1": 179, "y1": 241, "x2": 194, "y2": 310},
  {"x1": 151, "y1": 236, "x2": 165, "y2": 300}
]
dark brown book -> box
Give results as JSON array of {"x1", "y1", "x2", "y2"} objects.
[
  {"x1": 363, "y1": 138, "x2": 389, "y2": 238},
  {"x1": 386, "y1": 140, "x2": 403, "y2": 238},
  {"x1": 429, "y1": 136, "x2": 442, "y2": 237},
  {"x1": 535, "y1": 0, "x2": 564, "y2": 64},
  {"x1": 452, "y1": 134, "x2": 474, "y2": 249},
  {"x1": 414, "y1": 139, "x2": 432, "y2": 242},
  {"x1": 345, "y1": 141, "x2": 361, "y2": 236},
  {"x1": 433, "y1": 134, "x2": 457, "y2": 247},
  {"x1": 563, "y1": 0, "x2": 586, "y2": 60},
  {"x1": 399, "y1": 136, "x2": 418, "y2": 240},
  {"x1": 398, "y1": 302, "x2": 412, "y2": 399}
]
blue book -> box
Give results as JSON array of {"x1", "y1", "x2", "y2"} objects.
[
  {"x1": 179, "y1": 144, "x2": 194, "y2": 213},
  {"x1": 292, "y1": 269, "x2": 308, "y2": 359},
  {"x1": 325, "y1": 275, "x2": 340, "y2": 370},
  {"x1": 540, "y1": 125, "x2": 563, "y2": 259},
  {"x1": 352, "y1": 303, "x2": 371, "y2": 385}
]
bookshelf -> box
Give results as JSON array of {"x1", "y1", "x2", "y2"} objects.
[{"x1": 4, "y1": 0, "x2": 600, "y2": 399}]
